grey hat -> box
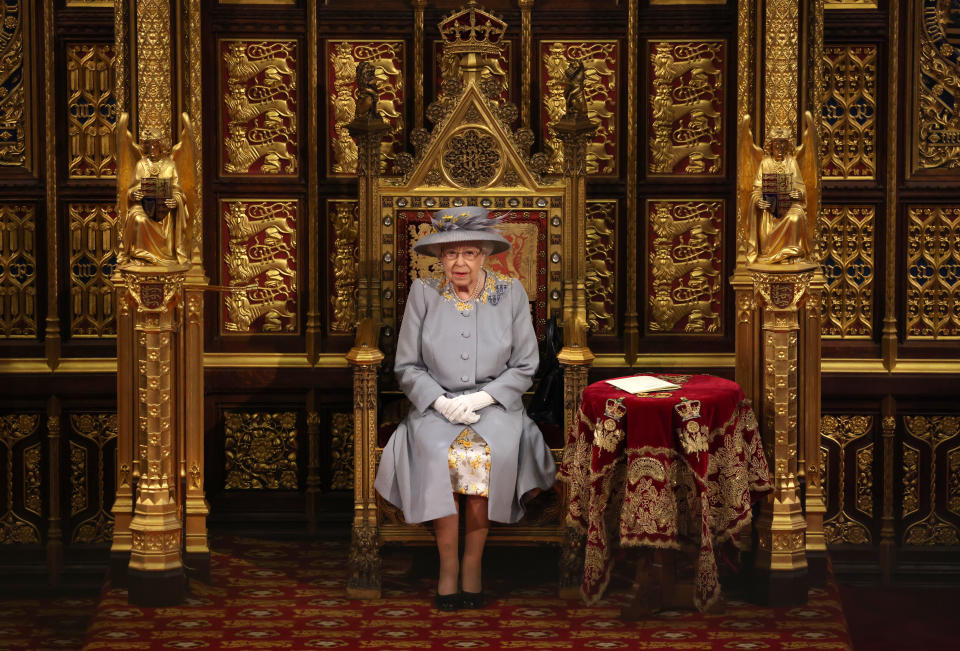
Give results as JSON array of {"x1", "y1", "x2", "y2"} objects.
[{"x1": 413, "y1": 206, "x2": 511, "y2": 257}]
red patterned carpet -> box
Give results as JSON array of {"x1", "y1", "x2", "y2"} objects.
[{"x1": 72, "y1": 536, "x2": 852, "y2": 651}]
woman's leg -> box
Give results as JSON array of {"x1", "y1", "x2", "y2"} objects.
[
  {"x1": 461, "y1": 495, "x2": 489, "y2": 593},
  {"x1": 434, "y1": 496, "x2": 460, "y2": 595}
]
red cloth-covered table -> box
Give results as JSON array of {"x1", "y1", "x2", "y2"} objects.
[{"x1": 559, "y1": 374, "x2": 772, "y2": 611}]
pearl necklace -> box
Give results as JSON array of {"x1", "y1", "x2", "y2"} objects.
[{"x1": 455, "y1": 270, "x2": 486, "y2": 302}]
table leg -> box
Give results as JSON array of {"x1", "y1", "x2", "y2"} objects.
[{"x1": 620, "y1": 549, "x2": 662, "y2": 620}]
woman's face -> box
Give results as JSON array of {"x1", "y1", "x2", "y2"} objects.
[{"x1": 440, "y1": 242, "x2": 487, "y2": 292}]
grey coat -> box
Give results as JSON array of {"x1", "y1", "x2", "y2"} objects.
[{"x1": 374, "y1": 273, "x2": 557, "y2": 524}]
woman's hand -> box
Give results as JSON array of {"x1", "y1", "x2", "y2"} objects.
[
  {"x1": 434, "y1": 395, "x2": 480, "y2": 425},
  {"x1": 457, "y1": 391, "x2": 496, "y2": 412}
]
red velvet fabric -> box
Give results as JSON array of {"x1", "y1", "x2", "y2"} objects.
[{"x1": 560, "y1": 373, "x2": 772, "y2": 610}]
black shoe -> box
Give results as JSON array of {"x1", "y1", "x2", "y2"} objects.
[
  {"x1": 435, "y1": 591, "x2": 460, "y2": 611},
  {"x1": 459, "y1": 590, "x2": 486, "y2": 609}
]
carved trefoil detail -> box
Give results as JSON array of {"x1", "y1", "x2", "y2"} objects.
[
  {"x1": 70, "y1": 413, "x2": 117, "y2": 544},
  {"x1": 222, "y1": 199, "x2": 298, "y2": 334},
  {"x1": 902, "y1": 415, "x2": 960, "y2": 545},
  {"x1": 820, "y1": 45, "x2": 876, "y2": 179},
  {"x1": 0, "y1": 414, "x2": 41, "y2": 544},
  {"x1": 906, "y1": 206, "x2": 960, "y2": 338},
  {"x1": 0, "y1": 204, "x2": 37, "y2": 337},
  {"x1": 69, "y1": 203, "x2": 120, "y2": 337},
  {"x1": 818, "y1": 205, "x2": 874, "y2": 338},
  {"x1": 66, "y1": 43, "x2": 118, "y2": 178},
  {"x1": 821, "y1": 414, "x2": 872, "y2": 545}
]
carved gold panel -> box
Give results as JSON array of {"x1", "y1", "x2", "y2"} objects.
[
  {"x1": 821, "y1": 414, "x2": 872, "y2": 545},
  {"x1": 69, "y1": 442, "x2": 87, "y2": 517},
  {"x1": 435, "y1": 39, "x2": 511, "y2": 107},
  {"x1": 220, "y1": 39, "x2": 298, "y2": 176},
  {"x1": 913, "y1": 0, "x2": 960, "y2": 172},
  {"x1": 818, "y1": 205, "x2": 874, "y2": 338},
  {"x1": 948, "y1": 446, "x2": 960, "y2": 518},
  {"x1": 328, "y1": 200, "x2": 358, "y2": 334},
  {"x1": 856, "y1": 444, "x2": 873, "y2": 517},
  {"x1": 221, "y1": 199, "x2": 298, "y2": 334},
  {"x1": 0, "y1": 204, "x2": 37, "y2": 338},
  {"x1": 69, "y1": 203, "x2": 119, "y2": 337},
  {"x1": 0, "y1": 1, "x2": 29, "y2": 168},
  {"x1": 330, "y1": 412, "x2": 353, "y2": 491},
  {"x1": 69, "y1": 413, "x2": 117, "y2": 544},
  {"x1": 0, "y1": 414, "x2": 41, "y2": 544},
  {"x1": 646, "y1": 199, "x2": 723, "y2": 335},
  {"x1": 224, "y1": 411, "x2": 299, "y2": 490},
  {"x1": 824, "y1": 0, "x2": 878, "y2": 7},
  {"x1": 23, "y1": 443, "x2": 40, "y2": 516},
  {"x1": 764, "y1": 0, "x2": 799, "y2": 137},
  {"x1": 585, "y1": 200, "x2": 616, "y2": 335},
  {"x1": 540, "y1": 40, "x2": 618, "y2": 176},
  {"x1": 821, "y1": 46, "x2": 876, "y2": 179},
  {"x1": 648, "y1": 40, "x2": 724, "y2": 176},
  {"x1": 66, "y1": 0, "x2": 114, "y2": 6},
  {"x1": 136, "y1": 0, "x2": 172, "y2": 145},
  {"x1": 905, "y1": 206, "x2": 960, "y2": 339},
  {"x1": 326, "y1": 40, "x2": 405, "y2": 176},
  {"x1": 66, "y1": 44, "x2": 118, "y2": 178},
  {"x1": 902, "y1": 443, "x2": 920, "y2": 518},
  {"x1": 903, "y1": 415, "x2": 960, "y2": 545}
]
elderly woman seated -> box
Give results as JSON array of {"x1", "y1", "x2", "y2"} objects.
[{"x1": 375, "y1": 207, "x2": 556, "y2": 611}]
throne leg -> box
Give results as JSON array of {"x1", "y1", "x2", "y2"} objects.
[
  {"x1": 558, "y1": 525, "x2": 585, "y2": 599},
  {"x1": 347, "y1": 523, "x2": 381, "y2": 599}
]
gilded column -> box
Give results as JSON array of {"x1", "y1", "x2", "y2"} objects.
[
  {"x1": 752, "y1": 269, "x2": 813, "y2": 605},
  {"x1": 182, "y1": 289, "x2": 209, "y2": 578},
  {"x1": 732, "y1": 0, "x2": 760, "y2": 405},
  {"x1": 345, "y1": 96, "x2": 389, "y2": 599},
  {"x1": 554, "y1": 71, "x2": 597, "y2": 598},
  {"x1": 519, "y1": 0, "x2": 533, "y2": 130},
  {"x1": 46, "y1": 397, "x2": 62, "y2": 585},
  {"x1": 306, "y1": 0, "x2": 321, "y2": 364},
  {"x1": 802, "y1": 277, "x2": 826, "y2": 585},
  {"x1": 881, "y1": 0, "x2": 899, "y2": 370},
  {"x1": 110, "y1": 284, "x2": 135, "y2": 583},
  {"x1": 124, "y1": 265, "x2": 189, "y2": 606},
  {"x1": 306, "y1": 390, "x2": 322, "y2": 535},
  {"x1": 136, "y1": 0, "x2": 173, "y2": 143},
  {"x1": 413, "y1": 0, "x2": 427, "y2": 130},
  {"x1": 624, "y1": 0, "x2": 639, "y2": 364},
  {"x1": 43, "y1": 0, "x2": 60, "y2": 370},
  {"x1": 879, "y1": 395, "x2": 896, "y2": 584}
]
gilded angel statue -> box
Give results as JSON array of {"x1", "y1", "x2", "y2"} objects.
[
  {"x1": 737, "y1": 111, "x2": 819, "y2": 265},
  {"x1": 116, "y1": 112, "x2": 198, "y2": 267}
]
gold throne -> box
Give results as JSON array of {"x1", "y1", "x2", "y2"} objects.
[{"x1": 345, "y1": 3, "x2": 596, "y2": 598}]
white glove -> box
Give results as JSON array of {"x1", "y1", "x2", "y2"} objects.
[
  {"x1": 455, "y1": 391, "x2": 496, "y2": 412},
  {"x1": 433, "y1": 395, "x2": 480, "y2": 425}
]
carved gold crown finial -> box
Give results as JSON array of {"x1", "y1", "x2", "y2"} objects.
[{"x1": 438, "y1": 2, "x2": 507, "y2": 57}]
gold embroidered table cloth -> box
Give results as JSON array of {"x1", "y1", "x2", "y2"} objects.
[{"x1": 559, "y1": 374, "x2": 771, "y2": 611}]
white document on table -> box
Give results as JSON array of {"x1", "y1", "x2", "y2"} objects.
[{"x1": 606, "y1": 375, "x2": 681, "y2": 394}]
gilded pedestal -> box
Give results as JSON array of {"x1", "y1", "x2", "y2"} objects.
[
  {"x1": 750, "y1": 264, "x2": 813, "y2": 606},
  {"x1": 123, "y1": 264, "x2": 189, "y2": 606}
]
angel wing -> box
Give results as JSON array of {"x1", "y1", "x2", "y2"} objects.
[
  {"x1": 795, "y1": 110, "x2": 820, "y2": 237},
  {"x1": 116, "y1": 112, "x2": 142, "y2": 228},
  {"x1": 171, "y1": 113, "x2": 199, "y2": 253},
  {"x1": 737, "y1": 115, "x2": 764, "y2": 262}
]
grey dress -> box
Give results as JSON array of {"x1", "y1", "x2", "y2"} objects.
[{"x1": 374, "y1": 272, "x2": 557, "y2": 524}]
